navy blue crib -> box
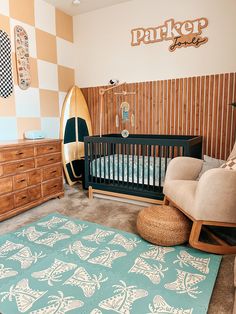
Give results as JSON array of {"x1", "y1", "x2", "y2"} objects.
[{"x1": 84, "y1": 134, "x2": 202, "y2": 203}]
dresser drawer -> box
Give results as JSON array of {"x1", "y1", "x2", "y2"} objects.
[
  {"x1": 13, "y1": 170, "x2": 41, "y2": 190},
  {"x1": 2, "y1": 159, "x2": 35, "y2": 176},
  {"x1": 0, "y1": 147, "x2": 34, "y2": 162},
  {"x1": 14, "y1": 190, "x2": 29, "y2": 207},
  {"x1": 28, "y1": 170, "x2": 41, "y2": 186},
  {"x1": 14, "y1": 185, "x2": 41, "y2": 207},
  {"x1": 36, "y1": 142, "x2": 61, "y2": 156},
  {"x1": 0, "y1": 177, "x2": 13, "y2": 195},
  {"x1": 42, "y1": 178, "x2": 63, "y2": 197},
  {"x1": 36, "y1": 153, "x2": 61, "y2": 167},
  {"x1": 13, "y1": 173, "x2": 28, "y2": 190},
  {"x1": 28, "y1": 185, "x2": 41, "y2": 202},
  {"x1": 42, "y1": 164, "x2": 62, "y2": 181},
  {"x1": 0, "y1": 195, "x2": 14, "y2": 214}
]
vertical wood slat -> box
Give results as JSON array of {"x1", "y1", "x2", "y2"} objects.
[
  {"x1": 183, "y1": 78, "x2": 188, "y2": 135},
  {"x1": 82, "y1": 72, "x2": 236, "y2": 159}
]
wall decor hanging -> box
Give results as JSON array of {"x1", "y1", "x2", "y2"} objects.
[
  {"x1": 0, "y1": 30, "x2": 14, "y2": 98},
  {"x1": 131, "y1": 17, "x2": 208, "y2": 52},
  {"x1": 114, "y1": 89, "x2": 136, "y2": 137},
  {"x1": 14, "y1": 25, "x2": 31, "y2": 90},
  {"x1": 120, "y1": 101, "x2": 130, "y2": 121},
  {"x1": 99, "y1": 82, "x2": 127, "y2": 137}
]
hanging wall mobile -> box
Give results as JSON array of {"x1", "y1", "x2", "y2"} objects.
[
  {"x1": 115, "y1": 89, "x2": 136, "y2": 138},
  {"x1": 0, "y1": 30, "x2": 14, "y2": 98},
  {"x1": 121, "y1": 101, "x2": 129, "y2": 121},
  {"x1": 14, "y1": 25, "x2": 31, "y2": 90}
]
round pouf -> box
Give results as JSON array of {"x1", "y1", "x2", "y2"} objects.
[{"x1": 137, "y1": 205, "x2": 191, "y2": 246}]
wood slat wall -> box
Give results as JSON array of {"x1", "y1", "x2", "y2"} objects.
[{"x1": 82, "y1": 72, "x2": 236, "y2": 160}]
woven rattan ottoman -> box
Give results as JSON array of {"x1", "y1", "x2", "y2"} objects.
[{"x1": 137, "y1": 205, "x2": 191, "y2": 246}]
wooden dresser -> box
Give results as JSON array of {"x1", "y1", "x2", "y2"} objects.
[{"x1": 0, "y1": 139, "x2": 64, "y2": 222}]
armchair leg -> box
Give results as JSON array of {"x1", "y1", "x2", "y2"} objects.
[{"x1": 189, "y1": 221, "x2": 236, "y2": 255}]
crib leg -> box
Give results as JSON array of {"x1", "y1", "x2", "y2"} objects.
[
  {"x1": 163, "y1": 196, "x2": 169, "y2": 205},
  {"x1": 88, "y1": 186, "x2": 93, "y2": 200}
]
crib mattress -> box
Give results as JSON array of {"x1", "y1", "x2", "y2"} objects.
[{"x1": 91, "y1": 154, "x2": 171, "y2": 186}]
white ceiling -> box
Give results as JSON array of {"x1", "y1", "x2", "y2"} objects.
[{"x1": 44, "y1": 0, "x2": 132, "y2": 16}]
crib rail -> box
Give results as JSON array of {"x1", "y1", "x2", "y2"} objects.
[{"x1": 84, "y1": 134, "x2": 202, "y2": 200}]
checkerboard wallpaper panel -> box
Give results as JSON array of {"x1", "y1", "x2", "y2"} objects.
[{"x1": 0, "y1": 0, "x2": 75, "y2": 140}]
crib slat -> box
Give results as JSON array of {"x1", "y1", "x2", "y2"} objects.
[
  {"x1": 113, "y1": 143, "x2": 115, "y2": 183},
  {"x1": 137, "y1": 144, "x2": 140, "y2": 188},
  {"x1": 90, "y1": 142, "x2": 93, "y2": 183},
  {"x1": 127, "y1": 144, "x2": 130, "y2": 188},
  {"x1": 142, "y1": 145, "x2": 145, "y2": 190},
  {"x1": 171, "y1": 146, "x2": 175, "y2": 159},
  {"x1": 165, "y1": 146, "x2": 169, "y2": 174},
  {"x1": 132, "y1": 144, "x2": 134, "y2": 188},
  {"x1": 147, "y1": 145, "x2": 151, "y2": 189},
  {"x1": 103, "y1": 143, "x2": 105, "y2": 182},
  {"x1": 94, "y1": 143, "x2": 98, "y2": 183},
  {"x1": 117, "y1": 144, "x2": 120, "y2": 185},
  {"x1": 108, "y1": 143, "x2": 111, "y2": 184},
  {"x1": 122, "y1": 144, "x2": 125, "y2": 186},
  {"x1": 99, "y1": 143, "x2": 102, "y2": 183},
  {"x1": 177, "y1": 146, "x2": 180, "y2": 157},
  {"x1": 153, "y1": 145, "x2": 156, "y2": 190},
  {"x1": 159, "y1": 145, "x2": 162, "y2": 188}
]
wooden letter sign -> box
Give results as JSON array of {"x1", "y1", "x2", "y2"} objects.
[{"x1": 131, "y1": 18, "x2": 208, "y2": 52}]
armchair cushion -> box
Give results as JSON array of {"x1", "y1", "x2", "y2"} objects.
[
  {"x1": 164, "y1": 167, "x2": 236, "y2": 223},
  {"x1": 163, "y1": 180, "x2": 198, "y2": 218},
  {"x1": 165, "y1": 157, "x2": 203, "y2": 182},
  {"x1": 194, "y1": 168, "x2": 236, "y2": 223}
]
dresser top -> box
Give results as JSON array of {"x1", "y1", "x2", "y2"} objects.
[{"x1": 0, "y1": 139, "x2": 61, "y2": 149}]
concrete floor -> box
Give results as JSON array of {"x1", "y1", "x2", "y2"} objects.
[{"x1": 0, "y1": 184, "x2": 234, "y2": 313}]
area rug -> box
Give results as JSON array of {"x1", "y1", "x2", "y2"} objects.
[{"x1": 0, "y1": 213, "x2": 221, "y2": 314}]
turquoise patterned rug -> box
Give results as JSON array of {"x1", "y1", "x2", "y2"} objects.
[{"x1": 0, "y1": 213, "x2": 221, "y2": 314}]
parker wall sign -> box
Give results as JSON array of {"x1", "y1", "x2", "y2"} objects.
[{"x1": 131, "y1": 18, "x2": 208, "y2": 52}]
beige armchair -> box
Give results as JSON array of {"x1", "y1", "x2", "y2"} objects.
[{"x1": 163, "y1": 147, "x2": 236, "y2": 254}]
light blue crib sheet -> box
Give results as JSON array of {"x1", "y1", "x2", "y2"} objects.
[{"x1": 91, "y1": 154, "x2": 171, "y2": 186}]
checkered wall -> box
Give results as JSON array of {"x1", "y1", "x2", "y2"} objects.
[{"x1": 0, "y1": 0, "x2": 75, "y2": 140}]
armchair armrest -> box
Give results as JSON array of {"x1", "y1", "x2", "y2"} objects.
[
  {"x1": 194, "y1": 168, "x2": 236, "y2": 223},
  {"x1": 165, "y1": 157, "x2": 203, "y2": 182}
]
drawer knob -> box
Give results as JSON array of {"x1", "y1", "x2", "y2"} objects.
[
  {"x1": 53, "y1": 184, "x2": 58, "y2": 188},
  {"x1": 18, "y1": 164, "x2": 24, "y2": 168},
  {"x1": 51, "y1": 170, "x2": 57, "y2": 174},
  {"x1": 16, "y1": 152, "x2": 24, "y2": 156},
  {"x1": 49, "y1": 147, "x2": 54, "y2": 150},
  {"x1": 49, "y1": 158, "x2": 54, "y2": 161},
  {"x1": 21, "y1": 196, "x2": 27, "y2": 200}
]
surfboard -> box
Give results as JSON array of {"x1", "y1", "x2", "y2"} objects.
[
  {"x1": 14, "y1": 25, "x2": 31, "y2": 90},
  {"x1": 60, "y1": 86, "x2": 92, "y2": 186},
  {"x1": 0, "y1": 29, "x2": 14, "y2": 98}
]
